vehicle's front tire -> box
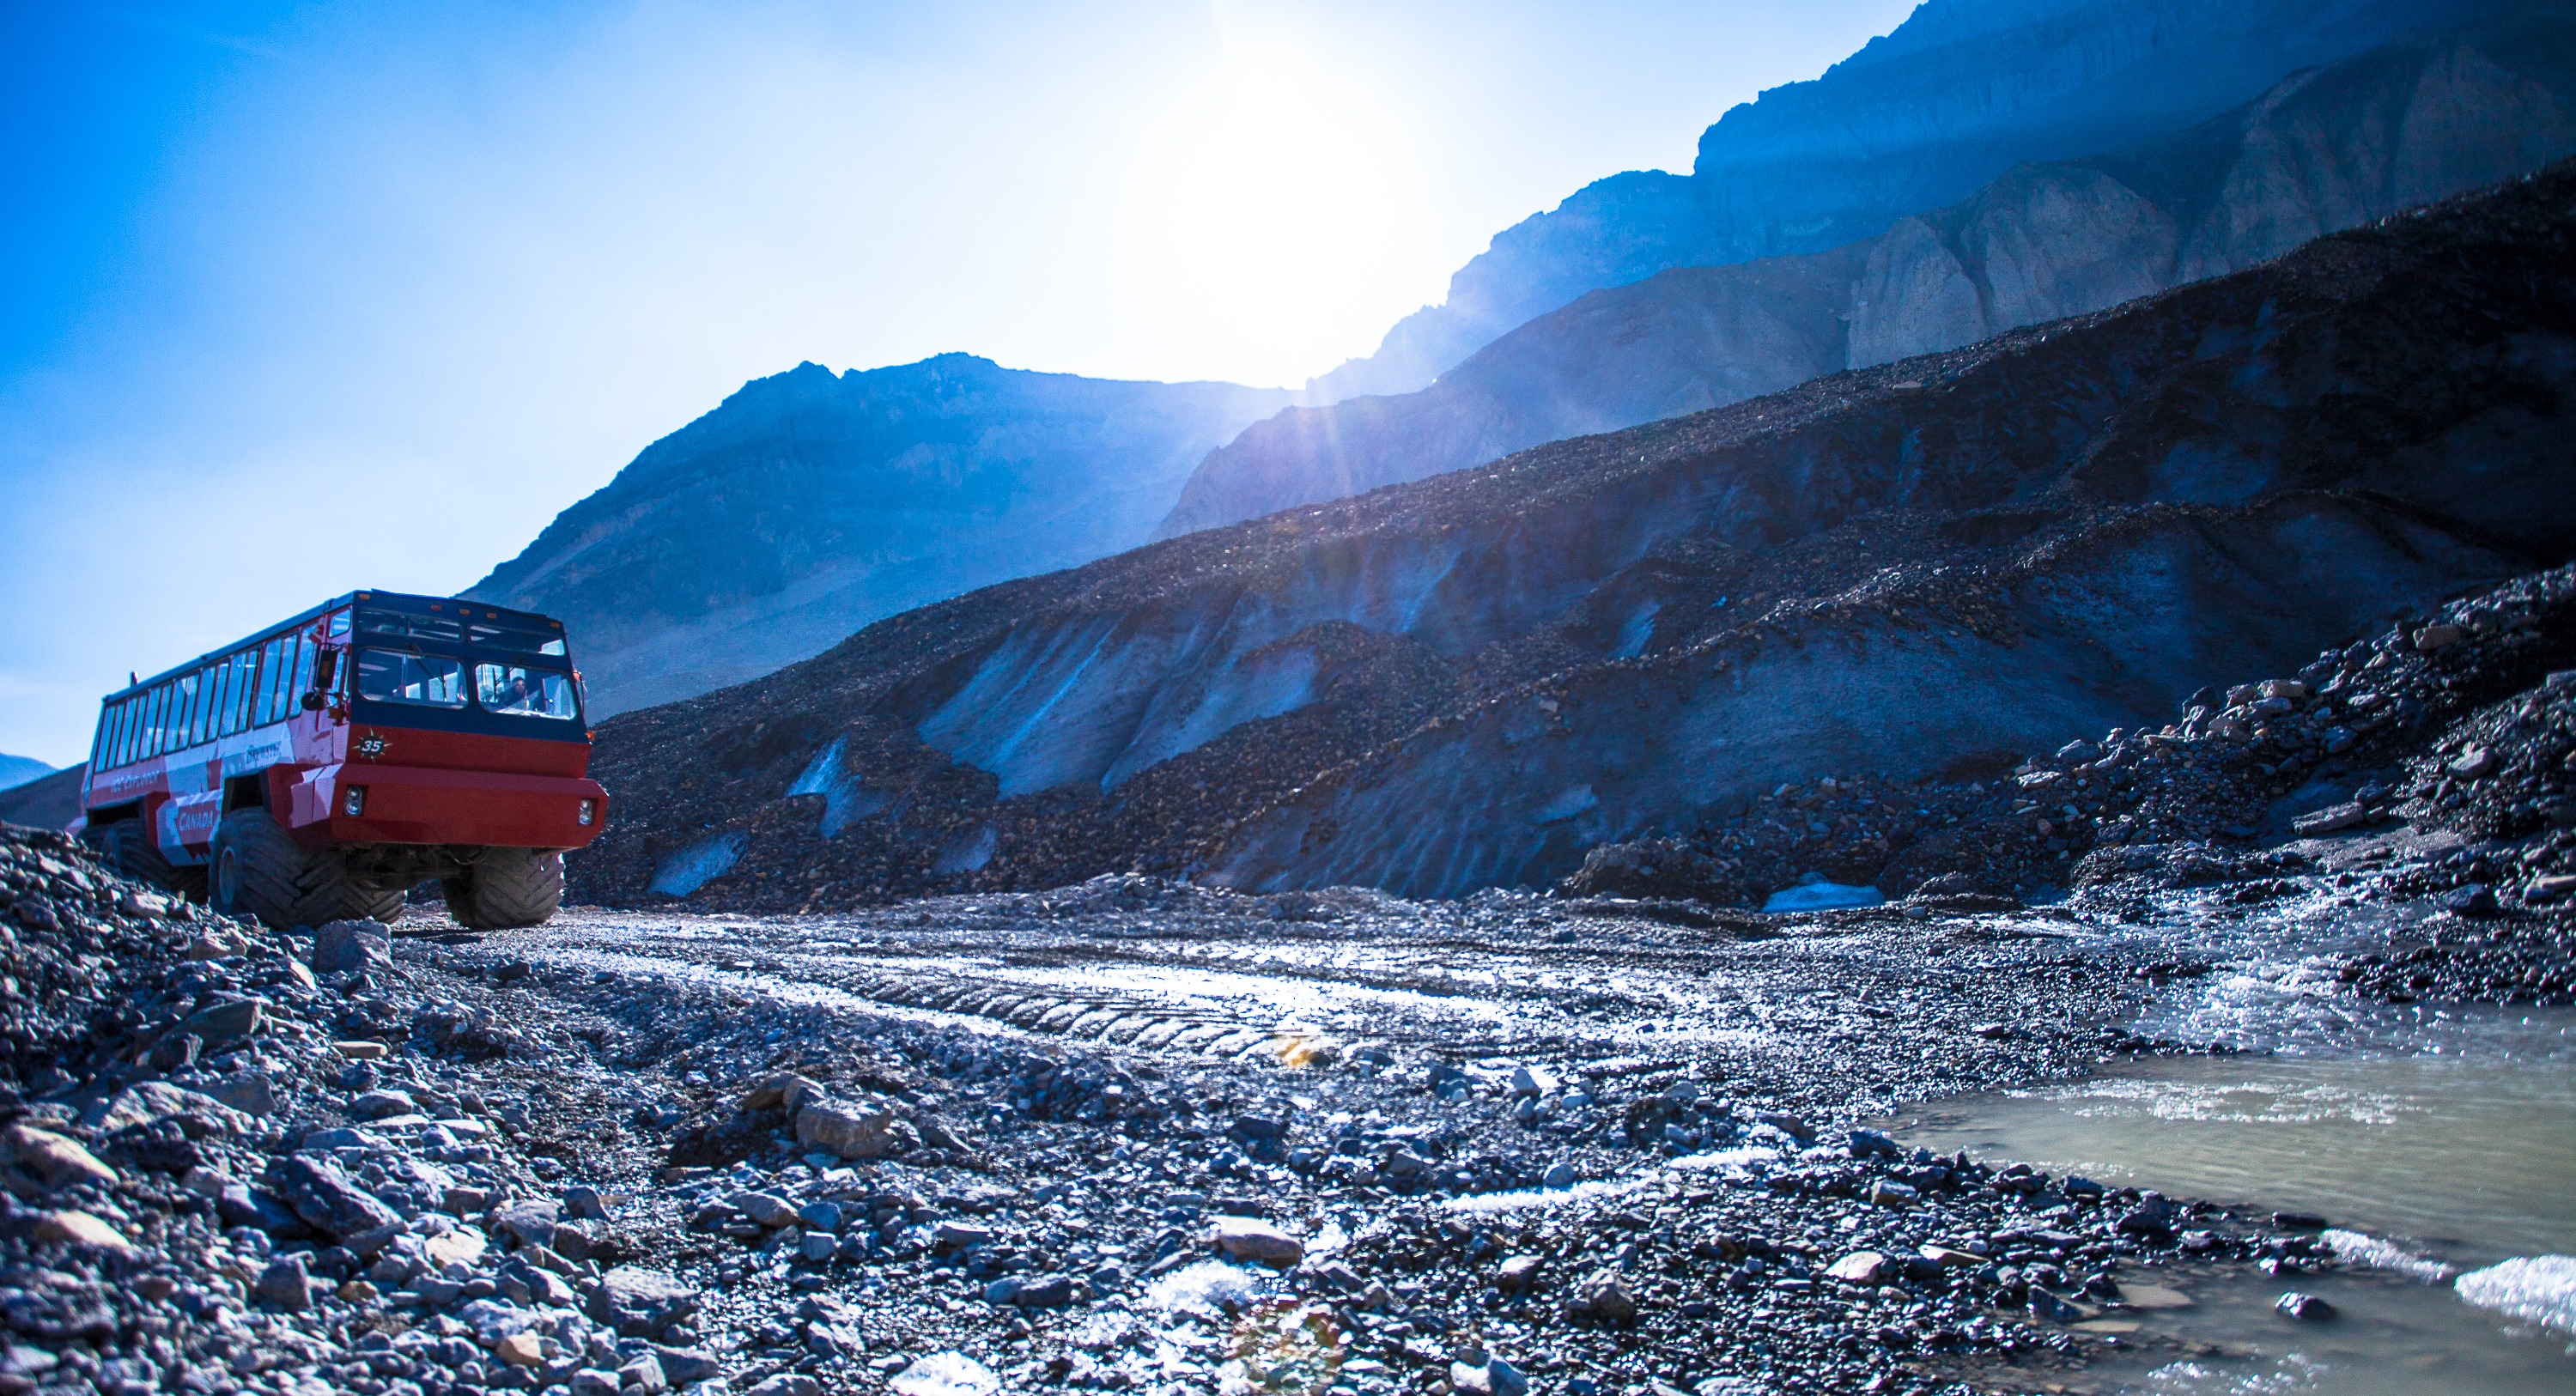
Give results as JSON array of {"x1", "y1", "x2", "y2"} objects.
[
  {"x1": 442, "y1": 848, "x2": 563, "y2": 929},
  {"x1": 210, "y1": 808, "x2": 404, "y2": 931},
  {"x1": 101, "y1": 818, "x2": 206, "y2": 900}
]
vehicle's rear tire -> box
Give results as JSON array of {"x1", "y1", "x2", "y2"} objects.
[
  {"x1": 101, "y1": 819, "x2": 206, "y2": 900},
  {"x1": 210, "y1": 808, "x2": 405, "y2": 931},
  {"x1": 442, "y1": 848, "x2": 562, "y2": 929}
]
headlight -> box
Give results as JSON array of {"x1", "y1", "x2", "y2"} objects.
[
  {"x1": 343, "y1": 786, "x2": 367, "y2": 816},
  {"x1": 577, "y1": 798, "x2": 596, "y2": 827}
]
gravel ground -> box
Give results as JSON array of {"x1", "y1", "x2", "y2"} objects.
[{"x1": 0, "y1": 822, "x2": 2479, "y2": 1396}]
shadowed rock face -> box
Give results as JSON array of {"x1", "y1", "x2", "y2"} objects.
[
  {"x1": 463, "y1": 355, "x2": 1291, "y2": 717},
  {"x1": 1305, "y1": 0, "x2": 2517, "y2": 404},
  {"x1": 1158, "y1": 9, "x2": 2576, "y2": 538},
  {"x1": 0, "y1": 766, "x2": 82, "y2": 833},
  {"x1": 571, "y1": 164, "x2": 2576, "y2": 909}
]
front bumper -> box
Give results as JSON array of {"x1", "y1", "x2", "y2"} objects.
[{"x1": 287, "y1": 762, "x2": 609, "y2": 850}]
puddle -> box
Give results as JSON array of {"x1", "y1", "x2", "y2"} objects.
[{"x1": 1874, "y1": 1007, "x2": 2576, "y2": 1393}]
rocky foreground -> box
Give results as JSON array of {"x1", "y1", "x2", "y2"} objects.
[{"x1": 0, "y1": 787, "x2": 2543, "y2": 1396}]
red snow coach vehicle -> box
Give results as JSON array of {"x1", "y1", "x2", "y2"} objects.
[{"x1": 75, "y1": 591, "x2": 610, "y2": 931}]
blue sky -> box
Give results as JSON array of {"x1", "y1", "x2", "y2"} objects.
[{"x1": 0, "y1": 0, "x2": 1914, "y2": 768}]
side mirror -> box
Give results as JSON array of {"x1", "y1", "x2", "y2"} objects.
[{"x1": 301, "y1": 691, "x2": 325, "y2": 712}]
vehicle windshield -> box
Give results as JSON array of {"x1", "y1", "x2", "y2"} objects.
[
  {"x1": 475, "y1": 664, "x2": 579, "y2": 720},
  {"x1": 357, "y1": 651, "x2": 466, "y2": 707}
]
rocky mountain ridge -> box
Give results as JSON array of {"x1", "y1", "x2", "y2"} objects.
[
  {"x1": 1305, "y1": 0, "x2": 2518, "y2": 402},
  {"x1": 565, "y1": 161, "x2": 2576, "y2": 908},
  {"x1": 1157, "y1": 7, "x2": 2576, "y2": 537},
  {"x1": 464, "y1": 356, "x2": 1291, "y2": 717}
]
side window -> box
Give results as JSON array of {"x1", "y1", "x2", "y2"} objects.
[
  {"x1": 257, "y1": 637, "x2": 287, "y2": 723},
  {"x1": 289, "y1": 633, "x2": 315, "y2": 710},
  {"x1": 214, "y1": 658, "x2": 240, "y2": 738},
  {"x1": 176, "y1": 671, "x2": 205, "y2": 749},
  {"x1": 232, "y1": 648, "x2": 262, "y2": 733},
  {"x1": 115, "y1": 699, "x2": 138, "y2": 768},
  {"x1": 207, "y1": 661, "x2": 234, "y2": 742},
  {"x1": 152, "y1": 684, "x2": 174, "y2": 756}
]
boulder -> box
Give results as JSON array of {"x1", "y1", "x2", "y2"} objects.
[
  {"x1": 270, "y1": 1155, "x2": 401, "y2": 1238},
  {"x1": 589, "y1": 1266, "x2": 701, "y2": 1337},
  {"x1": 1449, "y1": 1358, "x2": 1528, "y2": 1396},
  {"x1": 0, "y1": 1125, "x2": 118, "y2": 1193},
  {"x1": 1561, "y1": 1268, "x2": 1637, "y2": 1325},
  {"x1": 1825, "y1": 1252, "x2": 1887, "y2": 1284},
  {"x1": 1210, "y1": 1216, "x2": 1304, "y2": 1266},
  {"x1": 312, "y1": 919, "x2": 392, "y2": 973},
  {"x1": 176, "y1": 999, "x2": 265, "y2": 1047},
  {"x1": 29, "y1": 1210, "x2": 133, "y2": 1253},
  {"x1": 793, "y1": 1096, "x2": 919, "y2": 1161}
]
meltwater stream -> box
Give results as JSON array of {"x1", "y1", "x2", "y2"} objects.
[{"x1": 1874, "y1": 914, "x2": 2576, "y2": 1394}]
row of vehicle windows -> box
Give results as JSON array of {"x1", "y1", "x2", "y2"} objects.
[{"x1": 93, "y1": 612, "x2": 348, "y2": 771}]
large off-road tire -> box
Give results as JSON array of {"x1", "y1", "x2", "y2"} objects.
[
  {"x1": 441, "y1": 848, "x2": 563, "y2": 930},
  {"x1": 100, "y1": 819, "x2": 206, "y2": 900},
  {"x1": 210, "y1": 809, "x2": 404, "y2": 931}
]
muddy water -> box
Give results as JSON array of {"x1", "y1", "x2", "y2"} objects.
[{"x1": 1877, "y1": 1006, "x2": 2576, "y2": 1393}]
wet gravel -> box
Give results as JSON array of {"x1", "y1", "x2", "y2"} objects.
[{"x1": 7, "y1": 814, "x2": 2512, "y2": 1396}]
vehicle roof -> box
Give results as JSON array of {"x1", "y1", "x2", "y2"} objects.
[{"x1": 102, "y1": 590, "x2": 568, "y2": 703}]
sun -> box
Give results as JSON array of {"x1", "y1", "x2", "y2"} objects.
[{"x1": 1117, "y1": 8, "x2": 1431, "y2": 384}]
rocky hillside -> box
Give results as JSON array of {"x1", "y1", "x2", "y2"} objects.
[
  {"x1": 0, "y1": 765, "x2": 82, "y2": 832},
  {"x1": 1307, "y1": 0, "x2": 2517, "y2": 403},
  {"x1": 465, "y1": 356, "x2": 1291, "y2": 716},
  {"x1": 567, "y1": 162, "x2": 2576, "y2": 908},
  {"x1": 1157, "y1": 7, "x2": 2576, "y2": 537}
]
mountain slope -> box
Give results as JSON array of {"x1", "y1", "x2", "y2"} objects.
[
  {"x1": 1157, "y1": 8, "x2": 2576, "y2": 537},
  {"x1": 0, "y1": 766, "x2": 81, "y2": 833},
  {"x1": 0, "y1": 754, "x2": 52, "y2": 791},
  {"x1": 567, "y1": 162, "x2": 2576, "y2": 908},
  {"x1": 465, "y1": 356, "x2": 1291, "y2": 716},
  {"x1": 1313, "y1": 0, "x2": 2519, "y2": 403}
]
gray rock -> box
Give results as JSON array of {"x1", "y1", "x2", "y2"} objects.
[
  {"x1": 730, "y1": 1191, "x2": 798, "y2": 1228},
  {"x1": 216, "y1": 1183, "x2": 307, "y2": 1235},
  {"x1": 562, "y1": 1184, "x2": 607, "y2": 1220},
  {"x1": 1542, "y1": 1162, "x2": 1577, "y2": 1188},
  {"x1": 794, "y1": 1096, "x2": 919, "y2": 1161},
  {"x1": 617, "y1": 1355, "x2": 669, "y2": 1394},
  {"x1": 256, "y1": 1255, "x2": 313, "y2": 1311},
  {"x1": 1450, "y1": 1357, "x2": 1528, "y2": 1396},
  {"x1": 313, "y1": 919, "x2": 392, "y2": 973},
  {"x1": 797, "y1": 1231, "x2": 837, "y2": 1263},
  {"x1": 1007, "y1": 1273, "x2": 1075, "y2": 1307},
  {"x1": 2275, "y1": 1291, "x2": 2337, "y2": 1320},
  {"x1": 795, "y1": 1200, "x2": 841, "y2": 1233},
  {"x1": 1563, "y1": 1268, "x2": 1637, "y2": 1325},
  {"x1": 2028, "y1": 1289, "x2": 2083, "y2": 1323},
  {"x1": 648, "y1": 1348, "x2": 720, "y2": 1386},
  {"x1": 177, "y1": 998, "x2": 265, "y2": 1047},
  {"x1": 570, "y1": 1370, "x2": 621, "y2": 1396},
  {"x1": 590, "y1": 1266, "x2": 701, "y2": 1336},
  {"x1": 351, "y1": 1089, "x2": 418, "y2": 1119},
  {"x1": 744, "y1": 1375, "x2": 821, "y2": 1396},
  {"x1": 492, "y1": 1199, "x2": 561, "y2": 1249},
  {"x1": 271, "y1": 1155, "x2": 401, "y2": 1238}
]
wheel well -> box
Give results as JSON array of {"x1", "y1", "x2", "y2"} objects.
[
  {"x1": 223, "y1": 776, "x2": 267, "y2": 815},
  {"x1": 86, "y1": 801, "x2": 143, "y2": 828}
]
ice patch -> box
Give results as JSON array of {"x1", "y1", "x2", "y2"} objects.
[
  {"x1": 1440, "y1": 1178, "x2": 1641, "y2": 1214},
  {"x1": 785, "y1": 737, "x2": 888, "y2": 836},
  {"x1": 1536, "y1": 784, "x2": 1598, "y2": 823},
  {"x1": 648, "y1": 832, "x2": 744, "y2": 897},
  {"x1": 890, "y1": 1351, "x2": 999, "y2": 1396},
  {"x1": 1666, "y1": 1145, "x2": 1782, "y2": 1177},
  {"x1": 1145, "y1": 1258, "x2": 1273, "y2": 1316},
  {"x1": 1761, "y1": 879, "x2": 1883, "y2": 913},
  {"x1": 2454, "y1": 1254, "x2": 2576, "y2": 1332},
  {"x1": 2321, "y1": 1228, "x2": 2452, "y2": 1281}
]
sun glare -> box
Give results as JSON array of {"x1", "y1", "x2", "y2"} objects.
[{"x1": 1120, "y1": 9, "x2": 1431, "y2": 381}]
